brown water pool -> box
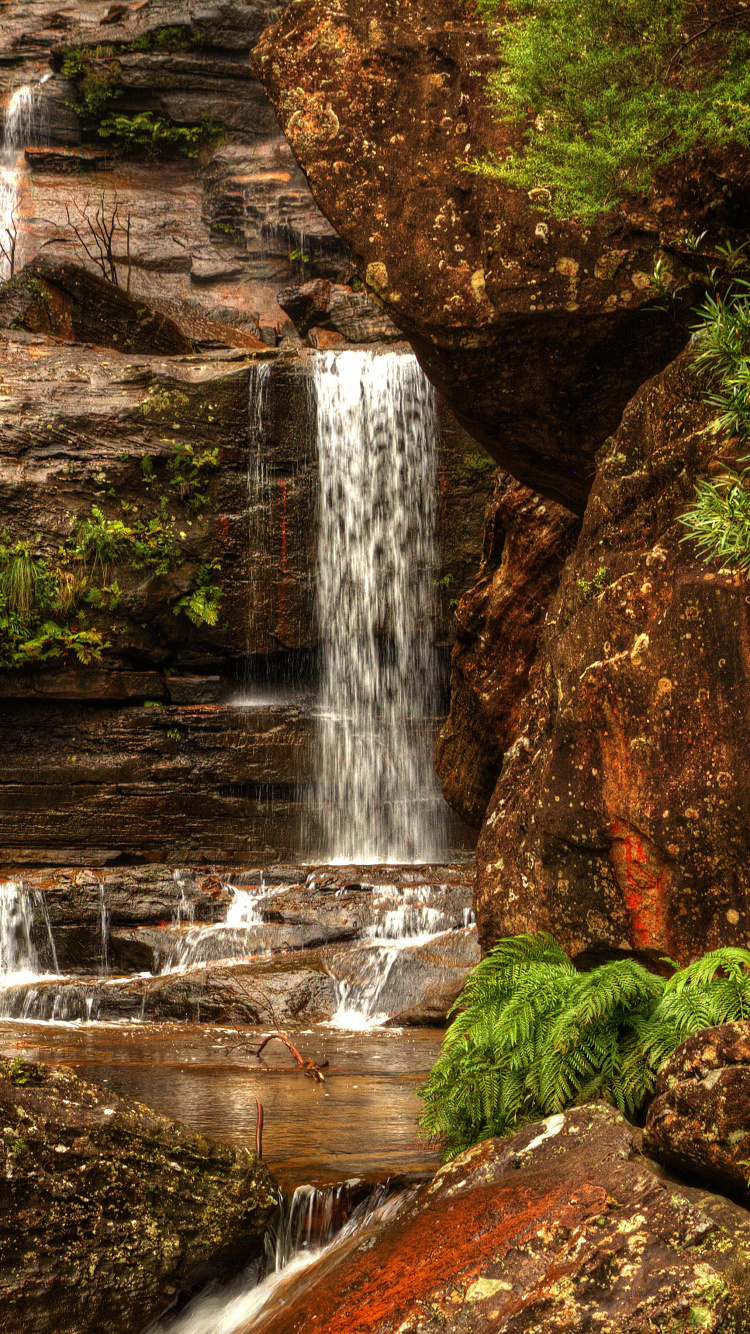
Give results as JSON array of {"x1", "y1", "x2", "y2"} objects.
[{"x1": 0, "y1": 1019, "x2": 444, "y2": 1191}]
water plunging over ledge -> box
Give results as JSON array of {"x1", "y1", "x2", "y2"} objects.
[
  {"x1": 313, "y1": 350, "x2": 446, "y2": 864},
  {"x1": 0, "y1": 84, "x2": 46, "y2": 277}
]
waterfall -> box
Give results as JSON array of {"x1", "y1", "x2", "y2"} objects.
[
  {"x1": 150, "y1": 1180, "x2": 409, "y2": 1334},
  {"x1": 0, "y1": 879, "x2": 58, "y2": 981},
  {"x1": 0, "y1": 85, "x2": 46, "y2": 279},
  {"x1": 313, "y1": 349, "x2": 446, "y2": 864}
]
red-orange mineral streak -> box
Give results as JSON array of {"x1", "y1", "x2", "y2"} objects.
[
  {"x1": 243, "y1": 1173, "x2": 610, "y2": 1334},
  {"x1": 611, "y1": 818, "x2": 671, "y2": 952},
  {"x1": 275, "y1": 477, "x2": 288, "y2": 639}
]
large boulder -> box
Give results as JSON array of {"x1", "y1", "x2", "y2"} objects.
[
  {"x1": 251, "y1": 0, "x2": 743, "y2": 510},
  {"x1": 644, "y1": 1023, "x2": 750, "y2": 1199},
  {"x1": 0, "y1": 1056, "x2": 278, "y2": 1334},
  {"x1": 435, "y1": 474, "x2": 578, "y2": 828},
  {"x1": 251, "y1": 1103, "x2": 750, "y2": 1333},
  {"x1": 475, "y1": 349, "x2": 750, "y2": 965}
]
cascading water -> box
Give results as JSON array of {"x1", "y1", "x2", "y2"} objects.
[
  {"x1": 0, "y1": 879, "x2": 58, "y2": 982},
  {"x1": 330, "y1": 881, "x2": 473, "y2": 1028},
  {"x1": 160, "y1": 883, "x2": 280, "y2": 971},
  {"x1": 0, "y1": 84, "x2": 46, "y2": 278},
  {"x1": 313, "y1": 349, "x2": 446, "y2": 864},
  {"x1": 150, "y1": 1180, "x2": 408, "y2": 1334}
]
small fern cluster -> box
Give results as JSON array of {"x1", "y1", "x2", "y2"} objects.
[
  {"x1": 419, "y1": 934, "x2": 750, "y2": 1159},
  {"x1": 680, "y1": 282, "x2": 750, "y2": 570}
]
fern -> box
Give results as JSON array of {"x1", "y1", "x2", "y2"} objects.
[{"x1": 420, "y1": 938, "x2": 750, "y2": 1158}]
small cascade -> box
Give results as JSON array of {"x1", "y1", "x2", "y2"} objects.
[
  {"x1": 1, "y1": 84, "x2": 47, "y2": 278},
  {"x1": 0, "y1": 880, "x2": 58, "y2": 983},
  {"x1": 151, "y1": 1180, "x2": 409, "y2": 1334},
  {"x1": 160, "y1": 882, "x2": 279, "y2": 972},
  {"x1": 330, "y1": 882, "x2": 473, "y2": 1029},
  {"x1": 313, "y1": 349, "x2": 446, "y2": 864}
]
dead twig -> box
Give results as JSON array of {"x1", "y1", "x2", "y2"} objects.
[{"x1": 0, "y1": 205, "x2": 19, "y2": 278}]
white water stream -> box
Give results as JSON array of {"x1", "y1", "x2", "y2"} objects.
[
  {"x1": 152, "y1": 1181, "x2": 408, "y2": 1334},
  {"x1": 0, "y1": 84, "x2": 46, "y2": 278},
  {"x1": 313, "y1": 349, "x2": 446, "y2": 864},
  {"x1": 0, "y1": 879, "x2": 58, "y2": 983}
]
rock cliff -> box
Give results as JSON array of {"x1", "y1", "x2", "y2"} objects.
[
  {"x1": 251, "y1": 0, "x2": 744, "y2": 511},
  {"x1": 476, "y1": 352, "x2": 750, "y2": 965},
  {"x1": 254, "y1": 0, "x2": 750, "y2": 959}
]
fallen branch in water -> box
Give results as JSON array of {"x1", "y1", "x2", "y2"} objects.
[{"x1": 246, "y1": 1031, "x2": 329, "y2": 1083}]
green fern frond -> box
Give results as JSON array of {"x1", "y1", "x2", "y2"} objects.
[{"x1": 419, "y1": 934, "x2": 750, "y2": 1159}]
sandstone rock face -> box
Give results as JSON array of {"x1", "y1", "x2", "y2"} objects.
[
  {"x1": 644, "y1": 1023, "x2": 750, "y2": 1200},
  {"x1": 0, "y1": 1056, "x2": 277, "y2": 1334},
  {"x1": 0, "y1": 321, "x2": 488, "y2": 863},
  {"x1": 251, "y1": 1103, "x2": 750, "y2": 1333},
  {"x1": 0, "y1": 0, "x2": 352, "y2": 337},
  {"x1": 435, "y1": 475, "x2": 578, "y2": 828},
  {"x1": 251, "y1": 0, "x2": 736, "y2": 510},
  {"x1": 475, "y1": 351, "x2": 750, "y2": 965}
]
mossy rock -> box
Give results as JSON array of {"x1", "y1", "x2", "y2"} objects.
[{"x1": 0, "y1": 1057, "x2": 278, "y2": 1334}]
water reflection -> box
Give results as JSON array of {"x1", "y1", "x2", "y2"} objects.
[{"x1": 0, "y1": 1020, "x2": 443, "y2": 1190}]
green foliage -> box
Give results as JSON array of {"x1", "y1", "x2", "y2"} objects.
[
  {"x1": 680, "y1": 283, "x2": 750, "y2": 570},
  {"x1": 165, "y1": 443, "x2": 219, "y2": 518},
  {"x1": 419, "y1": 933, "x2": 750, "y2": 1158},
  {"x1": 576, "y1": 566, "x2": 611, "y2": 600},
  {"x1": 173, "y1": 561, "x2": 222, "y2": 626},
  {"x1": 70, "y1": 506, "x2": 133, "y2": 579},
  {"x1": 96, "y1": 112, "x2": 224, "y2": 160},
  {"x1": 61, "y1": 47, "x2": 123, "y2": 120},
  {"x1": 461, "y1": 452, "x2": 495, "y2": 480},
  {"x1": 0, "y1": 540, "x2": 107, "y2": 669},
  {"x1": 472, "y1": 0, "x2": 750, "y2": 221}
]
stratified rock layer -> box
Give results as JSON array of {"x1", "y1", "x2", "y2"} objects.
[
  {"x1": 435, "y1": 474, "x2": 578, "y2": 828},
  {"x1": 644, "y1": 1022, "x2": 750, "y2": 1199},
  {"x1": 0, "y1": 1057, "x2": 277, "y2": 1334},
  {"x1": 252, "y1": 0, "x2": 742, "y2": 509},
  {"x1": 475, "y1": 350, "x2": 750, "y2": 965},
  {"x1": 251, "y1": 1103, "x2": 750, "y2": 1333}
]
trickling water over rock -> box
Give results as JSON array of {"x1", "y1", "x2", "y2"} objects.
[
  {"x1": 314, "y1": 349, "x2": 445, "y2": 862},
  {"x1": 0, "y1": 864, "x2": 477, "y2": 1025},
  {"x1": 183, "y1": 1104, "x2": 750, "y2": 1334},
  {"x1": 0, "y1": 84, "x2": 46, "y2": 278},
  {"x1": 0, "y1": 1057, "x2": 278, "y2": 1334}
]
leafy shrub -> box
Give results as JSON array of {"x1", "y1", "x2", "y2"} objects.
[
  {"x1": 166, "y1": 443, "x2": 219, "y2": 518},
  {"x1": 96, "y1": 112, "x2": 224, "y2": 160},
  {"x1": 472, "y1": 0, "x2": 750, "y2": 221},
  {"x1": 70, "y1": 507, "x2": 133, "y2": 579},
  {"x1": 419, "y1": 933, "x2": 750, "y2": 1158}
]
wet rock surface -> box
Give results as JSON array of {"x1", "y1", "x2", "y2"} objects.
[
  {"x1": 0, "y1": 864, "x2": 477, "y2": 1026},
  {"x1": 435, "y1": 474, "x2": 578, "y2": 829},
  {"x1": 0, "y1": 1056, "x2": 277, "y2": 1334},
  {"x1": 251, "y1": 0, "x2": 734, "y2": 511},
  {"x1": 475, "y1": 351, "x2": 750, "y2": 965},
  {"x1": 644, "y1": 1022, "x2": 750, "y2": 1200},
  {"x1": 250, "y1": 1103, "x2": 750, "y2": 1333}
]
